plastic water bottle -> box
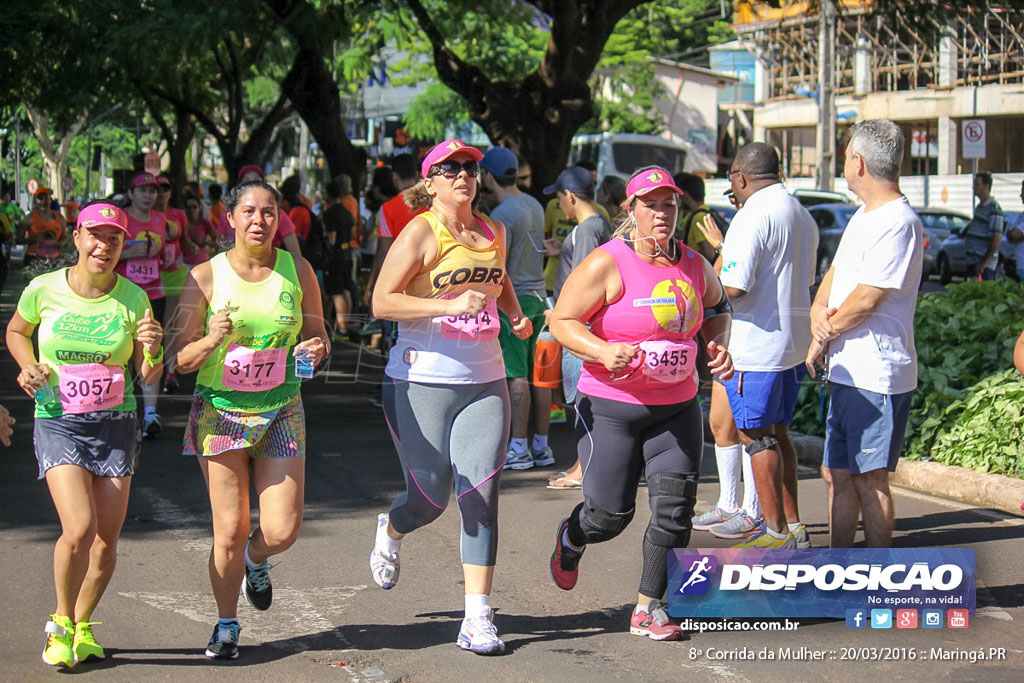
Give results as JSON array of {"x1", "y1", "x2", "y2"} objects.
[
  {"x1": 294, "y1": 350, "x2": 315, "y2": 380},
  {"x1": 35, "y1": 382, "x2": 55, "y2": 405}
]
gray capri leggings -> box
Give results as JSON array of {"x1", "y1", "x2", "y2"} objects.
[{"x1": 382, "y1": 377, "x2": 511, "y2": 566}]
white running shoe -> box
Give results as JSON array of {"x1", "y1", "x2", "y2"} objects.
[
  {"x1": 456, "y1": 608, "x2": 505, "y2": 655},
  {"x1": 791, "y1": 524, "x2": 812, "y2": 548},
  {"x1": 369, "y1": 514, "x2": 400, "y2": 589},
  {"x1": 692, "y1": 506, "x2": 739, "y2": 531},
  {"x1": 503, "y1": 446, "x2": 534, "y2": 470}
]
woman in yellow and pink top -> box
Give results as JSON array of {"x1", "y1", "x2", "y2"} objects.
[
  {"x1": 7, "y1": 203, "x2": 164, "y2": 669},
  {"x1": 369, "y1": 139, "x2": 532, "y2": 656}
]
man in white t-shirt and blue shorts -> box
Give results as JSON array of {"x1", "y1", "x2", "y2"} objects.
[
  {"x1": 807, "y1": 120, "x2": 922, "y2": 548},
  {"x1": 718, "y1": 143, "x2": 819, "y2": 549}
]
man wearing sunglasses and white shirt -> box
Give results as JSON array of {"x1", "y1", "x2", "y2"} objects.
[{"x1": 480, "y1": 146, "x2": 555, "y2": 471}]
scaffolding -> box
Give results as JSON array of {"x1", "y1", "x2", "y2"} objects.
[{"x1": 734, "y1": 1, "x2": 1024, "y2": 101}]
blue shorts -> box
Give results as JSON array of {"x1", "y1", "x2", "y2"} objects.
[
  {"x1": 823, "y1": 383, "x2": 913, "y2": 474},
  {"x1": 722, "y1": 366, "x2": 804, "y2": 430}
]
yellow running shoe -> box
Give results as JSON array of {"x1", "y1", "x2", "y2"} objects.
[
  {"x1": 42, "y1": 614, "x2": 75, "y2": 669},
  {"x1": 73, "y1": 621, "x2": 105, "y2": 663},
  {"x1": 732, "y1": 523, "x2": 797, "y2": 549}
]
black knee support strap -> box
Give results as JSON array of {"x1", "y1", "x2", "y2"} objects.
[
  {"x1": 577, "y1": 497, "x2": 635, "y2": 545},
  {"x1": 746, "y1": 435, "x2": 780, "y2": 457},
  {"x1": 646, "y1": 472, "x2": 699, "y2": 547}
]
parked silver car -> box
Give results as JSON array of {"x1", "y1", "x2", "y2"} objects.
[{"x1": 915, "y1": 208, "x2": 969, "y2": 281}]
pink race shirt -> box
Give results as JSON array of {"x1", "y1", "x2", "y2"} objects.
[
  {"x1": 576, "y1": 238, "x2": 706, "y2": 406},
  {"x1": 116, "y1": 210, "x2": 168, "y2": 300}
]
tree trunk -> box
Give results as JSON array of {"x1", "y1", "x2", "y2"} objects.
[
  {"x1": 280, "y1": 46, "x2": 366, "y2": 188},
  {"x1": 24, "y1": 103, "x2": 89, "y2": 203},
  {"x1": 408, "y1": 0, "x2": 649, "y2": 195}
]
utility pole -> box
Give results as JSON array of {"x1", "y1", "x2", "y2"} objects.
[{"x1": 816, "y1": 0, "x2": 836, "y2": 191}]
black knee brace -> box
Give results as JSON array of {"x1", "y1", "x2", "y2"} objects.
[
  {"x1": 746, "y1": 435, "x2": 780, "y2": 457},
  {"x1": 646, "y1": 472, "x2": 699, "y2": 547},
  {"x1": 575, "y1": 497, "x2": 635, "y2": 545}
]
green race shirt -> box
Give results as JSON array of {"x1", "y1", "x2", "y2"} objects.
[
  {"x1": 196, "y1": 249, "x2": 304, "y2": 413},
  {"x1": 17, "y1": 269, "x2": 151, "y2": 418}
]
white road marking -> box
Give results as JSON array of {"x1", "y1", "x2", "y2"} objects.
[
  {"x1": 119, "y1": 585, "x2": 367, "y2": 646},
  {"x1": 132, "y1": 486, "x2": 211, "y2": 552}
]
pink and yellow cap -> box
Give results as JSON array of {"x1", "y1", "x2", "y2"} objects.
[
  {"x1": 420, "y1": 139, "x2": 483, "y2": 178},
  {"x1": 76, "y1": 203, "x2": 129, "y2": 233},
  {"x1": 625, "y1": 168, "x2": 682, "y2": 202},
  {"x1": 130, "y1": 172, "x2": 159, "y2": 189}
]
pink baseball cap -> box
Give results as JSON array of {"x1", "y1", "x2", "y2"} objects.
[
  {"x1": 76, "y1": 203, "x2": 129, "y2": 233},
  {"x1": 130, "y1": 172, "x2": 159, "y2": 189},
  {"x1": 625, "y1": 167, "x2": 682, "y2": 202},
  {"x1": 420, "y1": 139, "x2": 483, "y2": 179},
  {"x1": 237, "y1": 164, "x2": 265, "y2": 180}
]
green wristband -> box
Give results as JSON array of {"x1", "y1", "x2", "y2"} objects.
[{"x1": 143, "y1": 346, "x2": 164, "y2": 366}]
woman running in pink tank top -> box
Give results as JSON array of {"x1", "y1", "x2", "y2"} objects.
[{"x1": 547, "y1": 167, "x2": 735, "y2": 641}]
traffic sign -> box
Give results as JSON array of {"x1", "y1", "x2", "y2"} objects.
[
  {"x1": 144, "y1": 151, "x2": 161, "y2": 175},
  {"x1": 26, "y1": 178, "x2": 38, "y2": 195},
  {"x1": 62, "y1": 176, "x2": 74, "y2": 192},
  {"x1": 962, "y1": 119, "x2": 985, "y2": 159}
]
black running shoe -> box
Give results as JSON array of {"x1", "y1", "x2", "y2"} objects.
[
  {"x1": 204, "y1": 622, "x2": 240, "y2": 660},
  {"x1": 242, "y1": 560, "x2": 272, "y2": 611},
  {"x1": 142, "y1": 412, "x2": 162, "y2": 438},
  {"x1": 162, "y1": 372, "x2": 179, "y2": 394}
]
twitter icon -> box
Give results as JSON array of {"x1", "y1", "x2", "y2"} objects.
[{"x1": 870, "y1": 609, "x2": 892, "y2": 629}]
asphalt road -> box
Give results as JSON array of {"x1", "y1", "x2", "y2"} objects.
[{"x1": 0, "y1": 286, "x2": 1021, "y2": 682}]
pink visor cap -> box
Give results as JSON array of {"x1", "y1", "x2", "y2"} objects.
[
  {"x1": 625, "y1": 168, "x2": 682, "y2": 202},
  {"x1": 237, "y1": 164, "x2": 265, "y2": 180},
  {"x1": 130, "y1": 172, "x2": 159, "y2": 189},
  {"x1": 76, "y1": 203, "x2": 129, "y2": 233},
  {"x1": 420, "y1": 139, "x2": 483, "y2": 178}
]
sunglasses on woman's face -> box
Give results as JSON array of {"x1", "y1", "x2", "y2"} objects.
[{"x1": 430, "y1": 160, "x2": 480, "y2": 179}]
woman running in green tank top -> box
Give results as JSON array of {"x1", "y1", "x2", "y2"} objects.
[{"x1": 175, "y1": 180, "x2": 329, "y2": 660}]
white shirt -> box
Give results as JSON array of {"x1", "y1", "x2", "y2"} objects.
[
  {"x1": 826, "y1": 196, "x2": 922, "y2": 395},
  {"x1": 720, "y1": 183, "x2": 818, "y2": 371}
]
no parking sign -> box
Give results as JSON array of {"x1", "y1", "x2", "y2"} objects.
[{"x1": 962, "y1": 119, "x2": 985, "y2": 159}]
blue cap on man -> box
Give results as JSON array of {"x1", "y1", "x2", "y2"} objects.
[
  {"x1": 480, "y1": 146, "x2": 519, "y2": 178},
  {"x1": 543, "y1": 166, "x2": 595, "y2": 195}
]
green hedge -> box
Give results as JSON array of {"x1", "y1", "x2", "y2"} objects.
[{"x1": 790, "y1": 279, "x2": 1024, "y2": 477}]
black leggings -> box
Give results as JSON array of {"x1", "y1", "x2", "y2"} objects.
[{"x1": 567, "y1": 394, "x2": 703, "y2": 599}]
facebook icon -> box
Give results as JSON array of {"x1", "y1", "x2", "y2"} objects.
[{"x1": 845, "y1": 609, "x2": 867, "y2": 629}]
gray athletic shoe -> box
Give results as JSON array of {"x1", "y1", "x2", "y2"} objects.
[
  {"x1": 530, "y1": 446, "x2": 555, "y2": 467},
  {"x1": 709, "y1": 511, "x2": 762, "y2": 539},
  {"x1": 692, "y1": 506, "x2": 739, "y2": 531},
  {"x1": 791, "y1": 524, "x2": 812, "y2": 548}
]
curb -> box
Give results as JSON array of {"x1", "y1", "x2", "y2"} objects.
[
  {"x1": 789, "y1": 432, "x2": 1024, "y2": 518},
  {"x1": 891, "y1": 459, "x2": 1024, "y2": 517}
]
